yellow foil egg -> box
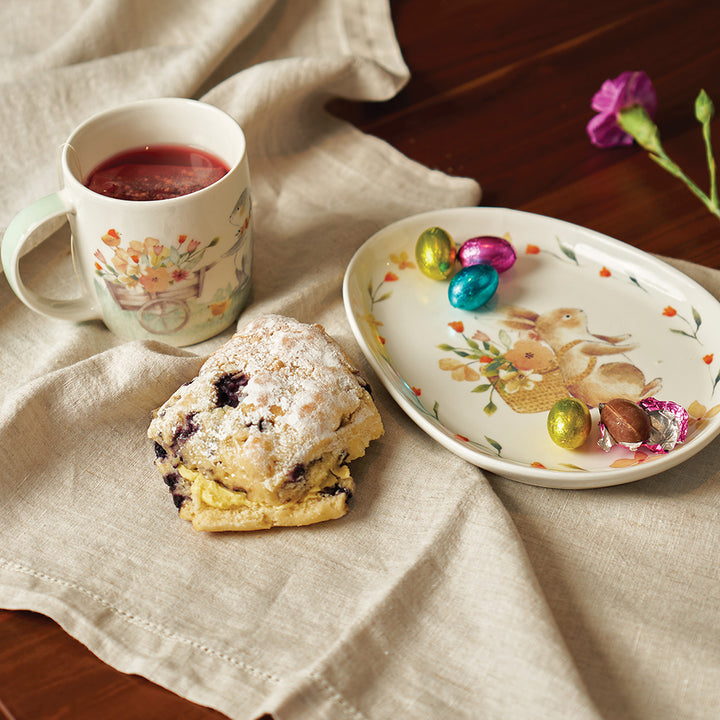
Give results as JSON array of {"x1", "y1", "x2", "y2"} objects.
[
  {"x1": 415, "y1": 226, "x2": 456, "y2": 280},
  {"x1": 547, "y1": 397, "x2": 591, "y2": 449}
]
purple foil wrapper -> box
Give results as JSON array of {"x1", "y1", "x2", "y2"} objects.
[
  {"x1": 458, "y1": 236, "x2": 517, "y2": 273},
  {"x1": 597, "y1": 397, "x2": 688, "y2": 454},
  {"x1": 638, "y1": 397, "x2": 688, "y2": 452}
]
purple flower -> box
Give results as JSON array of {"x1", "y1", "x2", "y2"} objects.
[{"x1": 587, "y1": 71, "x2": 658, "y2": 148}]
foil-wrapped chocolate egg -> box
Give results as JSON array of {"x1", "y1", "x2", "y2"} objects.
[
  {"x1": 415, "y1": 226, "x2": 457, "y2": 280},
  {"x1": 547, "y1": 397, "x2": 591, "y2": 449},
  {"x1": 599, "y1": 398, "x2": 651, "y2": 444},
  {"x1": 458, "y1": 235, "x2": 516, "y2": 273},
  {"x1": 448, "y1": 264, "x2": 499, "y2": 310}
]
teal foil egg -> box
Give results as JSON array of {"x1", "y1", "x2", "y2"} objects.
[{"x1": 448, "y1": 264, "x2": 499, "y2": 310}]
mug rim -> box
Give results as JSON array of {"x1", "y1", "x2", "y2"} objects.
[{"x1": 61, "y1": 97, "x2": 247, "y2": 205}]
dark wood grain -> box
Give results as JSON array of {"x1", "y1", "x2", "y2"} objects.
[
  {"x1": 0, "y1": 610, "x2": 229, "y2": 719},
  {"x1": 335, "y1": 0, "x2": 720, "y2": 269},
  {"x1": 2, "y1": 1, "x2": 720, "y2": 718}
]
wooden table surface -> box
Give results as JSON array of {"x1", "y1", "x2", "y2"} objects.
[{"x1": 2, "y1": 1, "x2": 719, "y2": 718}]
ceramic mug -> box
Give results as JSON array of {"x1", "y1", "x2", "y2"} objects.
[{"x1": 1, "y1": 98, "x2": 253, "y2": 346}]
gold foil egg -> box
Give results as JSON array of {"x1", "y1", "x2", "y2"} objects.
[
  {"x1": 547, "y1": 397, "x2": 591, "y2": 449},
  {"x1": 415, "y1": 226, "x2": 456, "y2": 280}
]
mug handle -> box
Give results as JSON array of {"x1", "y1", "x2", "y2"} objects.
[{"x1": 2, "y1": 190, "x2": 100, "y2": 321}]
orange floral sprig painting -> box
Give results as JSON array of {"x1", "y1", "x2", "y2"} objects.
[
  {"x1": 662, "y1": 304, "x2": 718, "y2": 393},
  {"x1": 525, "y1": 235, "x2": 648, "y2": 292},
  {"x1": 663, "y1": 304, "x2": 703, "y2": 341}
]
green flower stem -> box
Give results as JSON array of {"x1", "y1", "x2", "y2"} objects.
[
  {"x1": 618, "y1": 103, "x2": 720, "y2": 221},
  {"x1": 696, "y1": 89, "x2": 718, "y2": 206},
  {"x1": 649, "y1": 151, "x2": 720, "y2": 220},
  {"x1": 704, "y1": 125, "x2": 718, "y2": 207}
]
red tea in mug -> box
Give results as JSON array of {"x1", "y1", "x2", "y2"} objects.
[{"x1": 85, "y1": 144, "x2": 229, "y2": 201}]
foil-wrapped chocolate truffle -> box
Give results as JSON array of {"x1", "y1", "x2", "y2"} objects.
[
  {"x1": 599, "y1": 398, "x2": 651, "y2": 444},
  {"x1": 598, "y1": 396, "x2": 688, "y2": 453}
]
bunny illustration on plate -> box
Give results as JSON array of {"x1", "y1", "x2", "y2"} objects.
[{"x1": 504, "y1": 306, "x2": 662, "y2": 408}]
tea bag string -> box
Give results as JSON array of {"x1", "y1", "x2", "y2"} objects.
[
  {"x1": 57, "y1": 140, "x2": 83, "y2": 186},
  {"x1": 57, "y1": 142, "x2": 85, "y2": 291}
]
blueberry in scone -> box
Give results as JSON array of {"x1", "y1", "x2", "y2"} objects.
[{"x1": 147, "y1": 314, "x2": 384, "y2": 531}]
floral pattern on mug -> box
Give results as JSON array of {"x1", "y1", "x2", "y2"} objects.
[{"x1": 94, "y1": 230, "x2": 218, "y2": 291}]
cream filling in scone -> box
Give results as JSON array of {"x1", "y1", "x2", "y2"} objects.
[
  {"x1": 147, "y1": 314, "x2": 384, "y2": 531},
  {"x1": 173, "y1": 463, "x2": 354, "y2": 531}
]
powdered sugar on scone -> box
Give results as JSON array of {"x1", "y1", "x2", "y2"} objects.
[{"x1": 147, "y1": 314, "x2": 384, "y2": 531}]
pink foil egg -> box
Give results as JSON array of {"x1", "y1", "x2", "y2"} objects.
[{"x1": 458, "y1": 235, "x2": 516, "y2": 273}]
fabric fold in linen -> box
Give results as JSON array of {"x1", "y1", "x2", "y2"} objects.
[
  {"x1": 260, "y1": 464, "x2": 603, "y2": 720},
  {"x1": 0, "y1": 344, "x2": 600, "y2": 719}
]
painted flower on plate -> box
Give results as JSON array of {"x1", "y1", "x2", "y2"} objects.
[
  {"x1": 497, "y1": 367, "x2": 542, "y2": 394},
  {"x1": 439, "y1": 358, "x2": 481, "y2": 382},
  {"x1": 504, "y1": 340, "x2": 555, "y2": 373}
]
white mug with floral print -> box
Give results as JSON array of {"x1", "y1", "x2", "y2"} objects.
[{"x1": 2, "y1": 98, "x2": 252, "y2": 346}]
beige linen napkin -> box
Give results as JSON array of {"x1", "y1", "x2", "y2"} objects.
[{"x1": 2, "y1": 3, "x2": 720, "y2": 720}]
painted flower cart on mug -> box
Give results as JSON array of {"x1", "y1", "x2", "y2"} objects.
[
  {"x1": 93, "y1": 229, "x2": 220, "y2": 334},
  {"x1": 92, "y1": 187, "x2": 252, "y2": 335},
  {"x1": 103, "y1": 260, "x2": 208, "y2": 334}
]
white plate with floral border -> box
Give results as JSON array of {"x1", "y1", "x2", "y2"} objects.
[{"x1": 342, "y1": 207, "x2": 720, "y2": 489}]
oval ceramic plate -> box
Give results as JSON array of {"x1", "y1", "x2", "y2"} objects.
[{"x1": 343, "y1": 207, "x2": 720, "y2": 488}]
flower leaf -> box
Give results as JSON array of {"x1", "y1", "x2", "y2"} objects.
[
  {"x1": 485, "y1": 359, "x2": 505, "y2": 373},
  {"x1": 556, "y1": 236, "x2": 578, "y2": 264},
  {"x1": 484, "y1": 436, "x2": 502, "y2": 455},
  {"x1": 628, "y1": 276, "x2": 648, "y2": 292},
  {"x1": 471, "y1": 383, "x2": 492, "y2": 393},
  {"x1": 498, "y1": 329, "x2": 513, "y2": 349},
  {"x1": 484, "y1": 400, "x2": 497, "y2": 416},
  {"x1": 692, "y1": 306, "x2": 702, "y2": 329}
]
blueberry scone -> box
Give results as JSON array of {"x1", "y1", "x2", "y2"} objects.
[{"x1": 147, "y1": 314, "x2": 384, "y2": 531}]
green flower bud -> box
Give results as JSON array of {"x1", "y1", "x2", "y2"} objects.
[{"x1": 695, "y1": 89, "x2": 715, "y2": 124}]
